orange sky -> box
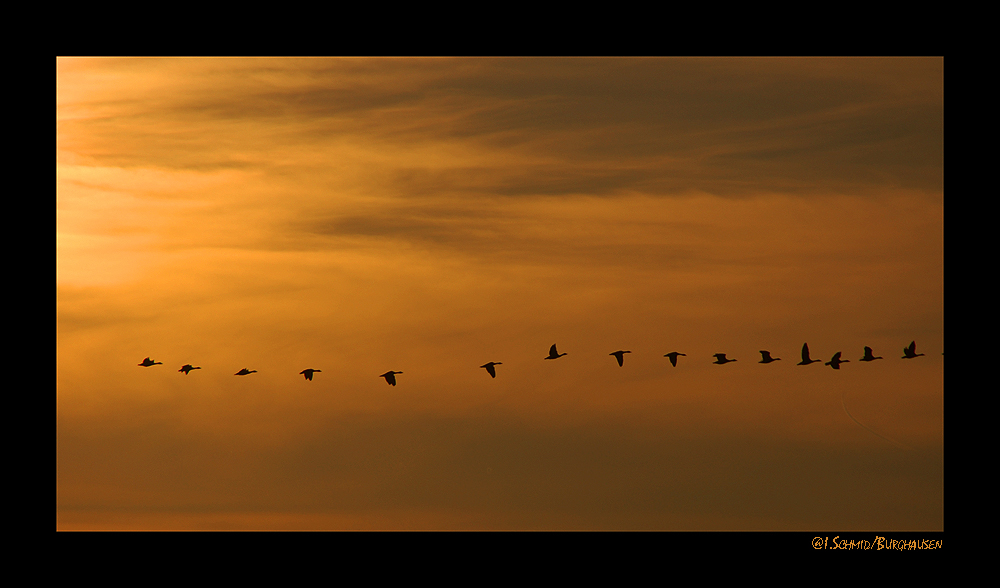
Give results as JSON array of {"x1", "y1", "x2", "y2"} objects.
[{"x1": 57, "y1": 57, "x2": 943, "y2": 530}]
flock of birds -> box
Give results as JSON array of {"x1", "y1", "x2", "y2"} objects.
[{"x1": 137, "y1": 341, "x2": 934, "y2": 385}]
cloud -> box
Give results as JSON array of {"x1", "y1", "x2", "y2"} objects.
[
  {"x1": 58, "y1": 58, "x2": 942, "y2": 195},
  {"x1": 57, "y1": 401, "x2": 942, "y2": 529}
]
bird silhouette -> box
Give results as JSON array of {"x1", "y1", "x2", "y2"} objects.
[
  {"x1": 825, "y1": 352, "x2": 849, "y2": 370},
  {"x1": 859, "y1": 346, "x2": 883, "y2": 362},
  {"x1": 609, "y1": 350, "x2": 631, "y2": 367},
  {"x1": 178, "y1": 364, "x2": 201, "y2": 375},
  {"x1": 235, "y1": 368, "x2": 257, "y2": 376},
  {"x1": 380, "y1": 371, "x2": 402, "y2": 386},
  {"x1": 758, "y1": 350, "x2": 780, "y2": 364},
  {"x1": 138, "y1": 357, "x2": 162, "y2": 367},
  {"x1": 663, "y1": 352, "x2": 686, "y2": 367},
  {"x1": 797, "y1": 343, "x2": 821, "y2": 365},
  {"x1": 480, "y1": 362, "x2": 502, "y2": 378},
  {"x1": 300, "y1": 369, "x2": 321, "y2": 381},
  {"x1": 902, "y1": 341, "x2": 925, "y2": 359},
  {"x1": 544, "y1": 344, "x2": 567, "y2": 360},
  {"x1": 713, "y1": 353, "x2": 736, "y2": 364}
]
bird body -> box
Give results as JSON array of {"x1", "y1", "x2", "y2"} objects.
[
  {"x1": 759, "y1": 350, "x2": 780, "y2": 363},
  {"x1": 380, "y1": 371, "x2": 402, "y2": 386},
  {"x1": 480, "y1": 362, "x2": 502, "y2": 378},
  {"x1": 859, "y1": 346, "x2": 883, "y2": 362},
  {"x1": 610, "y1": 350, "x2": 631, "y2": 367},
  {"x1": 235, "y1": 368, "x2": 257, "y2": 376},
  {"x1": 179, "y1": 364, "x2": 201, "y2": 375},
  {"x1": 663, "y1": 352, "x2": 686, "y2": 367},
  {"x1": 713, "y1": 353, "x2": 736, "y2": 364},
  {"x1": 902, "y1": 341, "x2": 925, "y2": 359},
  {"x1": 797, "y1": 343, "x2": 821, "y2": 365},
  {"x1": 300, "y1": 369, "x2": 321, "y2": 381},
  {"x1": 544, "y1": 344, "x2": 567, "y2": 360},
  {"x1": 138, "y1": 357, "x2": 162, "y2": 367},
  {"x1": 825, "y1": 352, "x2": 849, "y2": 370}
]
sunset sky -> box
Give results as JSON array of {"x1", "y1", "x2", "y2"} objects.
[{"x1": 56, "y1": 57, "x2": 943, "y2": 530}]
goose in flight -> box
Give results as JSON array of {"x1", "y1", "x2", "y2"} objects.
[
  {"x1": 825, "y1": 352, "x2": 849, "y2": 370},
  {"x1": 663, "y1": 352, "x2": 686, "y2": 367},
  {"x1": 758, "y1": 350, "x2": 780, "y2": 364},
  {"x1": 235, "y1": 368, "x2": 257, "y2": 376},
  {"x1": 480, "y1": 362, "x2": 502, "y2": 378},
  {"x1": 713, "y1": 353, "x2": 736, "y2": 364},
  {"x1": 380, "y1": 371, "x2": 403, "y2": 386},
  {"x1": 797, "y1": 343, "x2": 821, "y2": 366},
  {"x1": 609, "y1": 350, "x2": 631, "y2": 367},
  {"x1": 902, "y1": 341, "x2": 925, "y2": 359},
  {"x1": 300, "y1": 369, "x2": 321, "y2": 381},
  {"x1": 544, "y1": 344, "x2": 567, "y2": 360},
  {"x1": 138, "y1": 357, "x2": 162, "y2": 367},
  {"x1": 178, "y1": 364, "x2": 201, "y2": 375},
  {"x1": 859, "y1": 346, "x2": 883, "y2": 362}
]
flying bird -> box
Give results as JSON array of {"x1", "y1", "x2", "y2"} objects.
[
  {"x1": 480, "y1": 362, "x2": 502, "y2": 378},
  {"x1": 859, "y1": 346, "x2": 883, "y2": 362},
  {"x1": 380, "y1": 371, "x2": 403, "y2": 386},
  {"x1": 825, "y1": 352, "x2": 849, "y2": 370},
  {"x1": 178, "y1": 364, "x2": 201, "y2": 375},
  {"x1": 902, "y1": 341, "x2": 925, "y2": 359},
  {"x1": 300, "y1": 369, "x2": 321, "y2": 381},
  {"x1": 544, "y1": 344, "x2": 567, "y2": 360},
  {"x1": 138, "y1": 357, "x2": 162, "y2": 367},
  {"x1": 758, "y1": 350, "x2": 780, "y2": 363},
  {"x1": 235, "y1": 368, "x2": 257, "y2": 376},
  {"x1": 797, "y1": 343, "x2": 821, "y2": 365},
  {"x1": 609, "y1": 350, "x2": 631, "y2": 367},
  {"x1": 713, "y1": 353, "x2": 736, "y2": 364},
  {"x1": 663, "y1": 352, "x2": 686, "y2": 367}
]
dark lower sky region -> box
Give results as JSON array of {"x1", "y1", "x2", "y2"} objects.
[{"x1": 57, "y1": 57, "x2": 943, "y2": 530}]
